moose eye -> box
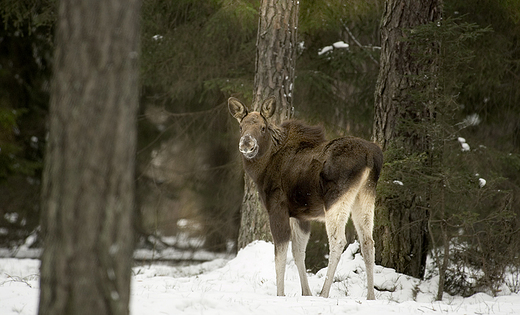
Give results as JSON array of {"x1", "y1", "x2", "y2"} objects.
[{"x1": 261, "y1": 126, "x2": 266, "y2": 133}]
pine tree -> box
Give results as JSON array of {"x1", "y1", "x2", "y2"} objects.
[
  {"x1": 373, "y1": 0, "x2": 443, "y2": 279},
  {"x1": 237, "y1": 0, "x2": 300, "y2": 248},
  {"x1": 38, "y1": 0, "x2": 140, "y2": 313}
]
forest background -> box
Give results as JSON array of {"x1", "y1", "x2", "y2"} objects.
[{"x1": 1, "y1": 0, "x2": 519, "y2": 298}]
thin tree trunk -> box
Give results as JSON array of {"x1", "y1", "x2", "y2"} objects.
[
  {"x1": 373, "y1": 0, "x2": 442, "y2": 278},
  {"x1": 237, "y1": 0, "x2": 299, "y2": 249},
  {"x1": 38, "y1": 0, "x2": 140, "y2": 314},
  {"x1": 437, "y1": 220, "x2": 450, "y2": 300}
]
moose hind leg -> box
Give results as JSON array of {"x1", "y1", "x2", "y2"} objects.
[
  {"x1": 351, "y1": 188, "x2": 376, "y2": 300},
  {"x1": 290, "y1": 218, "x2": 312, "y2": 296},
  {"x1": 320, "y1": 194, "x2": 354, "y2": 298}
]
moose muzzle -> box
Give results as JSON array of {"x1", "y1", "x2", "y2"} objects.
[{"x1": 239, "y1": 134, "x2": 258, "y2": 159}]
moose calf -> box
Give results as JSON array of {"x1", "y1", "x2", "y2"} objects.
[{"x1": 229, "y1": 96, "x2": 383, "y2": 299}]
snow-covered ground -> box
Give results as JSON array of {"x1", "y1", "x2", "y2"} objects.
[{"x1": 1, "y1": 241, "x2": 518, "y2": 314}]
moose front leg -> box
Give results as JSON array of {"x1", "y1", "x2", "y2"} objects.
[{"x1": 268, "y1": 210, "x2": 291, "y2": 296}]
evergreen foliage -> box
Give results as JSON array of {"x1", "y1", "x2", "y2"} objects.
[
  {"x1": 140, "y1": 0, "x2": 257, "y2": 104},
  {"x1": 296, "y1": 0, "x2": 382, "y2": 138},
  {"x1": 377, "y1": 14, "x2": 520, "y2": 297},
  {"x1": 0, "y1": 0, "x2": 54, "y2": 247}
]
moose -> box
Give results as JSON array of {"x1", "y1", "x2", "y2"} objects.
[{"x1": 228, "y1": 96, "x2": 383, "y2": 299}]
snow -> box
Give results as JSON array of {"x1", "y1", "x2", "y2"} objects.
[
  {"x1": 457, "y1": 137, "x2": 471, "y2": 151},
  {"x1": 462, "y1": 113, "x2": 481, "y2": 127},
  {"x1": 318, "y1": 41, "x2": 350, "y2": 55},
  {"x1": 1, "y1": 241, "x2": 519, "y2": 315},
  {"x1": 318, "y1": 46, "x2": 333, "y2": 55},
  {"x1": 332, "y1": 41, "x2": 349, "y2": 49}
]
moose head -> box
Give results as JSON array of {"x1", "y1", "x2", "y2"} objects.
[{"x1": 228, "y1": 97, "x2": 276, "y2": 160}]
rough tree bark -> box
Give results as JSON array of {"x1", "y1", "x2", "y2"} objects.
[
  {"x1": 38, "y1": 0, "x2": 140, "y2": 314},
  {"x1": 237, "y1": 0, "x2": 299, "y2": 249},
  {"x1": 373, "y1": 0, "x2": 442, "y2": 278}
]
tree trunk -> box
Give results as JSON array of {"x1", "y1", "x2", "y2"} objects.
[
  {"x1": 38, "y1": 0, "x2": 140, "y2": 314},
  {"x1": 373, "y1": 0, "x2": 442, "y2": 278},
  {"x1": 237, "y1": 0, "x2": 299, "y2": 249}
]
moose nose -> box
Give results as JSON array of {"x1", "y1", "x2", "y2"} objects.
[{"x1": 239, "y1": 135, "x2": 258, "y2": 159}]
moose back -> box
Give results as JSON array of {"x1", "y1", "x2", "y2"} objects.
[{"x1": 229, "y1": 96, "x2": 383, "y2": 299}]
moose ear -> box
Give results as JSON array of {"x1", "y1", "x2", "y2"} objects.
[
  {"x1": 228, "y1": 97, "x2": 248, "y2": 122},
  {"x1": 260, "y1": 96, "x2": 276, "y2": 119}
]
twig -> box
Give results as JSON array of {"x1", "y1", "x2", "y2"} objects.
[
  {"x1": 2, "y1": 274, "x2": 35, "y2": 288},
  {"x1": 340, "y1": 19, "x2": 380, "y2": 66}
]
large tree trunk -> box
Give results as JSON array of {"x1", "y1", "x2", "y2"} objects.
[
  {"x1": 373, "y1": 0, "x2": 442, "y2": 278},
  {"x1": 237, "y1": 0, "x2": 299, "y2": 249},
  {"x1": 38, "y1": 0, "x2": 140, "y2": 314}
]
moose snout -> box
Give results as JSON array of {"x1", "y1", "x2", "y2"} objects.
[{"x1": 239, "y1": 134, "x2": 258, "y2": 159}]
